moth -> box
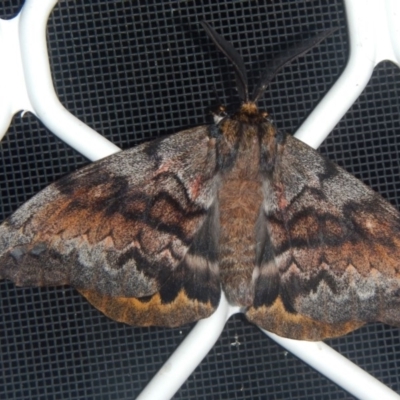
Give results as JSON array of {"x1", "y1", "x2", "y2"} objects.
[{"x1": 1, "y1": 22, "x2": 400, "y2": 342}]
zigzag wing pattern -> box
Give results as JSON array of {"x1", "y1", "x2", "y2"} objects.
[
  {"x1": 247, "y1": 135, "x2": 400, "y2": 340},
  {"x1": 0, "y1": 127, "x2": 221, "y2": 326}
]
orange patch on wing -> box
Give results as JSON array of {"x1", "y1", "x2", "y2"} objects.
[
  {"x1": 32, "y1": 195, "x2": 148, "y2": 250},
  {"x1": 154, "y1": 159, "x2": 175, "y2": 176},
  {"x1": 78, "y1": 288, "x2": 216, "y2": 327},
  {"x1": 246, "y1": 297, "x2": 364, "y2": 341},
  {"x1": 274, "y1": 182, "x2": 289, "y2": 210},
  {"x1": 188, "y1": 175, "x2": 203, "y2": 199},
  {"x1": 290, "y1": 213, "x2": 319, "y2": 240}
]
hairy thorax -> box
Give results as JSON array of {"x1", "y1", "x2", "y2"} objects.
[{"x1": 218, "y1": 125, "x2": 264, "y2": 307}]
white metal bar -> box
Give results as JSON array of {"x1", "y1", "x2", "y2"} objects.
[
  {"x1": 18, "y1": 0, "x2": 120, "y2": 161},
  {"x1": 137, "y1": 294, "x2": 240, "y2": 400},
  {"x1": 0, "y1": 14, "x2": 32, "y2": 140},
  {"x1": 295, "y1": 0, "x2": 400, "y2": 149},
  {"x1": 264, "y1": 331, "x2": 400, "y2": 400}
]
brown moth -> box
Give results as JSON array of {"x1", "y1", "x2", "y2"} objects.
[{"x1": 1, "y1": 23, "x2": 400, "y2": 341}]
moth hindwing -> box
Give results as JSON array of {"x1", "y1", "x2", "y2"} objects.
[{"x1": 1, "y1": 23, "x2": 400, "y2": 340}]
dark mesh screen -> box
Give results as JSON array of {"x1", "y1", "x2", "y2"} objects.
[{"x1": 1, "y1": 1, "x2": 400, "y2": 399}]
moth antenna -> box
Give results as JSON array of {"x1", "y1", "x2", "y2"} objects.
[
  {"x1": 251, "y1": 28, "x2": 338, "y2": 103},
  {"x1": 201, "y1": 21, "x2": 249, "y2": 102}
]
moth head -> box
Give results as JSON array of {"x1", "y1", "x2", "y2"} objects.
[{"x1": 201, "y1": 21, "x2": 337, "y2": 107}]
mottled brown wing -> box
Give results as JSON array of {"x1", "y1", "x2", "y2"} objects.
[
  {"x1": 247, "y1": 134, "x2": 400, "y2": 340},
  {"x1": 0, "y1": 126, "x2": 221, "y2": 327}
]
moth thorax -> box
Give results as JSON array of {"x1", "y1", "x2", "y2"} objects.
[
  {"x1": 219, "y1": 102, "x2": 271, "y2": 148},
  {"x1": 234, "y1": 102, "x2": 269, "y2": 124}
]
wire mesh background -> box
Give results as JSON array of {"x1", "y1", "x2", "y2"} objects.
[{"x1": 1, "y1": 0, "x2": 400, "y2": 399}]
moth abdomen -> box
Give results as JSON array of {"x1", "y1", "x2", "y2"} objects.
[{"x1": 217, "y1": 124, "x2": 264, "y2": 306}]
